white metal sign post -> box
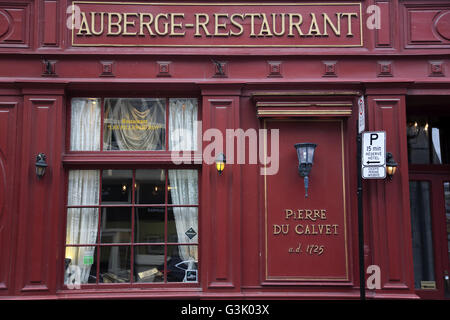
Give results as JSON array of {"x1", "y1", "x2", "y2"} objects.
[{"x1": 362, "y1": 131, "x2": 386, "y2": 179}]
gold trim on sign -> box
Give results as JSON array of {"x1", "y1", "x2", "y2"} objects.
[
  {"x1": 71, "y1": 1, "x2": 363, "y2": 48},
  {"x1": 264, "y1": 119, "x2": 349, "y2": 282}
]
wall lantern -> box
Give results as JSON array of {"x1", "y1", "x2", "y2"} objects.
[
  {"x1": 294, "y1": 143, "x2": 317, "y2": 198},
  {"x1": 35, "y1": 153, "x2": 48, "y2": 178},
  {"x1": 215, "y1": 153, "x2": 226, "y2": 175},
  {"x1": 386, "y1": 152, "x2": 398, "y2": 180}
]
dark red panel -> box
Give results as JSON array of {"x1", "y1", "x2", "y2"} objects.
[{"x1": 264, "y1": 119, "x2": 350, "y2": 282}]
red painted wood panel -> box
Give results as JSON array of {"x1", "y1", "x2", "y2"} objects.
[
  {"x1": 16, "y1": 94, "x2": 63, "y2": 295},
  {"x1": 0, "y1": 99, "x2": 18, "y2": 295},
  {"x1": 366, "y1": 94, "x2": 415, "y2": 296},
  {"x1": 43, "y1": 1, "x2": 58, "y2": 46}
]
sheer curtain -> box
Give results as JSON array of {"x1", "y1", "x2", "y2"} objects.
[
  {"x1": 65, "y1": 170, "x2": 99, "y2": 284},
  {"x1": 70, "y1": 98, "x2": 101, "y2": 151},
  {"x1": 168, "y1": 169, "x2": 198, "y2": 263},
  {"x1": 103, "y1": 98, "x2": 165, "y2": 151},
  {"x1": 169, "y1": 98, "x2": 198, "y2": 151},
  {"x1": 65, "y1": 98, "x2": 101, "y2": 285},
  {"x1": 167, "y1": 99, "x2": 199, "y2": 274}
]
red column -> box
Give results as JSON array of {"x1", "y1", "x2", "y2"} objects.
[
  {"x1": 201, "y1": 85, "x2": 242, "y2": 294},
  {"x1": 365, "y1": 90, "x2": 417, "y2": 298},
  {"x1": 14, "y1": 86, "x2": 65, "y2": 296}
]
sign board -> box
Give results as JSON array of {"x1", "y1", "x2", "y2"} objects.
[
  {"x1": 264, "y1": 120, "x2": 349, "y2": 282},
  {"x1": 358, "y1": 96, "x2": 365, "y2": 134},
  {"x1": 71, "y1": 2, "x2": 363, "y2": 48},
  {"x1": 362, "y1": 131, "x2": 386, "y2": 179}
]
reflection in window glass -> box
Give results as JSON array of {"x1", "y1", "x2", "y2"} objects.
[
  {"x1": 100, "y1": 207, "x2": 132, "y2": 243},
  {"x1": 135, "y1": 207, "x2": 165, "y2": 243},
  {"x1": 135, "y1": 169, "x2": 165, "y2": 204},
  {"x1": 407, "y1": 116, "x2": 450, "y2": 164},
  {"x1": 103, "y1": 98, "x2": 166, "y2": 151},
  {"x1": 409, "y1": 181, "x2": 435, "y2": 288},
  {"x1": 102, "y1": 170, "x2": 132, "y2": 204}
]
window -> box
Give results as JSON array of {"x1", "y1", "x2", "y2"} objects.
[
  {"x1": 406, "y1": 115, "x2": 450, "y2": 164},
  {"x1": 65, "y1": 97, "x2": 199, "y2": 286},
  {"x1": 69, "y1": 97, "x2": 198, "y2": 152}
]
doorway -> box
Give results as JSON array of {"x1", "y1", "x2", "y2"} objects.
[{"x1": 407, "y1": 96, "x2": 450, "y2": 299}]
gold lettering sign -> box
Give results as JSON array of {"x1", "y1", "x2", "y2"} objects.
[{"x1": 71, "y1": 2, "x2": 363, "y2": 47}]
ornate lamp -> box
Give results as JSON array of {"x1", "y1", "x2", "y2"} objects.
[
  {"x1": 386, "y1": 152, "x2": 398, "y2": 180},
  {"x1": 35, "y1": 153, "x2": 48, "y2": 178},
  {"x1": 215, "y1": 153, "x2": 226, "y2": 175},
  {"x1": 294, "y1": 143, "x2": 317, "y2": 198}
]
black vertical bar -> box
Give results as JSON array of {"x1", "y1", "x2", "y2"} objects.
[{"x1": 357, "y1": 132, "x2": 366, "y2": 300}]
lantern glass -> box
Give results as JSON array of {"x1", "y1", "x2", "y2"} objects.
[
  {"x1": 385, "y1": 152, "x2": 398, "y2": 180},
  {"x1": 35, "y1": 153, "x2": 48, "y2": 178},
  {"x1": 215, "y1": 153, "x2": 226, "y2": 175},
  {"x1": 295, "y1": 143, "x2": 317, "y2": 165}
]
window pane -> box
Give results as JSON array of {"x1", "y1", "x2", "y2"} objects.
[
  {"x1": 444, "y1": 182, "x2": 450, "y2": 274},
  {"x1": 135, "y1": 207, "x2": 165, "y2": 243},
  {"x1": 134, "y1": 245, "x2": 164, "y2": 283},
  {"x1": 66, "y1": 208, "x2": 99, "y2": 245},
  {"x1": 168, "y1": 207, "x2": 198, "y2": 244},
  {"x1": 135, "y1": 169, "x2": 165, "y2": 204},
  {"x1": 167, "y1": 245, "x2": 198, "y2": 283},
  {"x1": 99, "y1": 246, "x2": 131, "y2": 283},
  {"x1": 67, "y1": 170, "x2": 99, "y2": 206},
  {"x1": 102, "y1": 170, "x2": 132, "y2": 204},
  {"x1": 70, "y1": 98, "x2": 101, "y2": 151},
  {"x1": 65, "y1": 246, "x2": 97, "y2": 284},
  {"x1": 100, "y1": 207, "x2": 132, "y2": 243},
  {"x1": 409, "y1": 181, "x2": 435, "y2": 289},
  {"x1": 168, "y1": 169, "x2": 198, "y2": 205},
  {"x1": 103, "y1": 98, "x2": 166, "y2": 151},
  {"x1": 169, "y1": 98, "x2": 198, "y2": 151},
  {"x1": 407, "y1": 116, "x2": 450, "y2": 164}
]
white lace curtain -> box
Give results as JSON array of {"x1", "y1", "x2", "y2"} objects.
[
  {"x1": 65, "y1": 170, "x2": 99, "y2": 284},
  {"x1": 66, "y1": 98, "x2": 101, "y2": 285},
  {"x1": 168, "y1": 170, "x2": 198, "y2": 263},
  {"x1": 70, "y1": 98, "x2": 101, "y2": 151},
  {"x1": 103, "y1": 98, "x2": 165, "y2": 151},
  {"x1": 168, "y1": 98, "x2": 199, "y2": 268}
]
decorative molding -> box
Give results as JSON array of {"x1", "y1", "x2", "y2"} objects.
[
  {"x1": 212, "y1": 60, "x2": 227, "y2": 78},
  {"x1": 0, "y1": 3, "x2": 31, "y2": 48},
  {"x1": 100, "y1": 60, "x2": 114, "y2": 77},
  {"x1": 377, "y1": 61, "x2": 393, "y2": 77},
  {"x1": 157, "y1": 61, "x2": 171, "y2": 77},
  {"x1": 41, "y1": 59, "x2": 57, "y2": 77},
  {"x1": 322, "y1": 61, "x2": 337, "y2": 77},
  {"x1": 429, "y1": 60, "x2": 444, "y2": 77},
  {"x1": 267, "y1": 61, "x2": 282, "y2": 78}
]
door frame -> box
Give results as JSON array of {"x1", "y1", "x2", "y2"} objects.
[{"x1": 409, "y1": 165, "x2": 450, "y2": 300}]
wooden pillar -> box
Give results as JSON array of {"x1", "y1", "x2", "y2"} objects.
[
  {"x1": 365, "y1": 88, "x2": 417, "y2": 298},
  {"x1": 201, "y1": 85, "x2": 242, "y2": 293}
]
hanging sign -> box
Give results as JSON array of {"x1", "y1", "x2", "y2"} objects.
[
  {"x1": 361, "y1": 131, "x2": 386, "y2": 179},
  {"x1": 70, "y1": 2, "x2": 363, "y2": 47}
]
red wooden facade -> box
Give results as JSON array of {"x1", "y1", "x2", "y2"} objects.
[{"x1": 0, "y1": 0, "x2": 449, "y2": 300}]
